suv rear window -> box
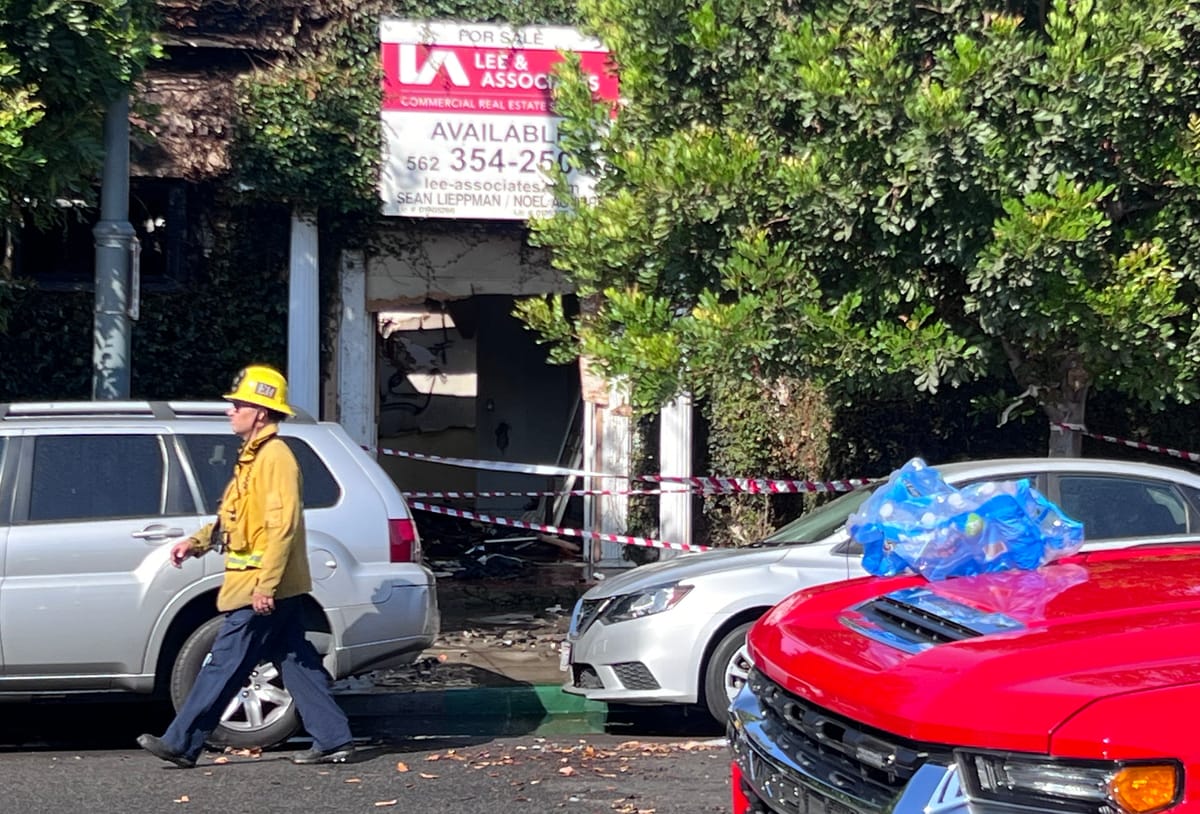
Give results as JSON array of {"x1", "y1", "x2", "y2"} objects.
[
  {"x1": 181, "y1": 435, "x2": 341, "y2": 510},
  {"x1": 29, "y1": 434, "x2": 182, "y2": 521}
]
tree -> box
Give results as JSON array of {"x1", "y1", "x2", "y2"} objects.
[
  {"x1": 0, "y1": 0, "x2": 159, "y2": 334},
  {"x1": 519, "y1": 0, "x2": 1200, "y2": 456},
  {"x1": 0, "y1": 0, "x2": 159, "y2": 225}
]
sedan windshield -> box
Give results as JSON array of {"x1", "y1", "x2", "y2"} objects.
[{"x1": 759, "y1": 485, "x2": 878, "y2": 545}]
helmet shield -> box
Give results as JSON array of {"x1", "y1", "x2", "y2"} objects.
[{"x1": 223, "y1": 365, "x2": 295, "y2": 416}]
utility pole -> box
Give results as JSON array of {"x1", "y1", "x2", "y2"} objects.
[{"x1": 92, "y1": 93, "x2": 137, "y2": 400}]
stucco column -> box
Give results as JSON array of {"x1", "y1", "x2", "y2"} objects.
[
  {"x1": 659, "y1": 394, "x2": 694, "y2": 555},
  {"x1": 288, "y1": 208, "x2": 319, "y2": 416},
  {"x1": 581, "y1": 380, "x2": 632, "y2": 566},
  {"x1": 336, "y1": 250, "x2": 376, "y2": 449}
]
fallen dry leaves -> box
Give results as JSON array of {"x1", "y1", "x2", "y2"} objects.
[
  {"x1": 212, "y1": 745, "x2": 264, "y2": 765},
  {"x1": 297, "y1": 737, "x2": 718, "y2": 809},
  {"x1": 222, "y1": 746, "x2": 262, "y2": 758},
  {"x1": 413, "y1": 737, "x2": 722, "y2": 782}
]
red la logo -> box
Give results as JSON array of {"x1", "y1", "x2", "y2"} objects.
[{"x1": 398, "y1": 44, "x2": 469, "y2": 86}]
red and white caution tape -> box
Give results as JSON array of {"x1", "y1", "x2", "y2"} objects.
[
  {"x1": 368, "y1": 446, "x2": 613, "y2": 479},
  {"x1": 647, "y1": 475, "x2": 873, "y2": 494},
  {"x1": 371, "y1": 445, "x2": 870, "y2": 494},
  {"x1": 410, "y1": 501, "x2": 712, "y2": 552},
  {"x1": 402, "y1": 488, "x2": 690, "y2": 499},
  {"x1": 1054, "y1": 422, "x2": 1200, "y2": 464}
]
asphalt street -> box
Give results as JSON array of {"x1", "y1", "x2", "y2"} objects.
[
  {"x1": 0, "y1": 699, "x2": 730, "y2": 813},
  {"x1": 0, "y1": 733, "x2": 731, "y2": 814}
]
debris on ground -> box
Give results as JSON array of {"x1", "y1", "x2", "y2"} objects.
[{"x1": 331, "y1": 602, "x2": 571, "y2": 693}]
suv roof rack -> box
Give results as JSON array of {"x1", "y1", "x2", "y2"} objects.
[{"x1": 0, "y1": 401, "x2": 316, "y2": 424}]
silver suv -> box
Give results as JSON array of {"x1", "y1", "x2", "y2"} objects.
[{"x1": 0, "y1": 401, "x2": 439, "y2": 748}]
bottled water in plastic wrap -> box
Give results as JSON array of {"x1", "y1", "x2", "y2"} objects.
[{"x1": 850, "y1": 458, "x2": 1084, "y2": 580}]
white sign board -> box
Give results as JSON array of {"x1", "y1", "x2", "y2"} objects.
[{"x1": 380, "y1": 20, "x2": 618, "y2": 220}]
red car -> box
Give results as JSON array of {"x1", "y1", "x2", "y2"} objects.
[{"x1": 729, "y1": 545, "x2": 1200, "y2": 814}]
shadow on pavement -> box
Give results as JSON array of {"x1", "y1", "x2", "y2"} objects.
[
  {"x1": 0, "y1": 695, "x2": 724, "y2": 756},
  {"x1": 603, "y1": 704, "x2": 725, "y2": 738},
  {"x1": 0, "y1": 698, "x2": 176, "y2": 751}
]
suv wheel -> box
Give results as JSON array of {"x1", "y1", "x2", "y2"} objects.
[
  {"x1": 170, "y1": 616, "x2": 301, "y2": 749},
  {"x1": 703, "y1": 621, "x2": 755, "y2": 724}
]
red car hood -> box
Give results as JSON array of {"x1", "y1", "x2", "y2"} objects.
[{"x1": 750, "y1": 547, "x2": 1200, "y2": 753}]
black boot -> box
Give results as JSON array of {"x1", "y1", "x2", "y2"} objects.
[
  {"x1": 291, "y1": 742, "x2": 355, "y2": 764},
  {"x1": 137, "y1": 733, "x2": 196, "y2": 769}
]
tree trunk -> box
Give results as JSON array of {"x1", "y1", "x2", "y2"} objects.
[{"x1": 1044, "y1": 354, "x2": 1090, "y2": 458}]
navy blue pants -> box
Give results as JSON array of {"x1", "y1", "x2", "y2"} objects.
[{"x1": 162, "y1": 596, "x2": 352, "y2": 761}]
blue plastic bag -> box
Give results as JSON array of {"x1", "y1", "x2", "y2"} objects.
[{"x1": 850, "y1": 458, "x2": 1084, "y2": 580}]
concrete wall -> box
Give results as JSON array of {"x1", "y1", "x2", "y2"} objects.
[
  {"x1": 366, "y1": 225, "x2": 567, "y2": 306},
  {"x1": 356, "y1": 226, "x2": 615, "y2": 552},
  {"x1": 375, "y1": 426, "x2": 477, "y2": 496},
  {"x1": 473, "y1": 295, "x2": 577, "y2": 519},
  {"x1": 364, "y1": 224, "x2": 577, "y2": 518}
]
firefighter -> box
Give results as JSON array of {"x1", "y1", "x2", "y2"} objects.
[{"x1": 138, "y1": 365, "x2": 354, "y2": 767}]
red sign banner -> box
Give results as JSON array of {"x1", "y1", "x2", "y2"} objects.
[{"x1": 382, "y1": 42, "x2": 617, "y2": 115}]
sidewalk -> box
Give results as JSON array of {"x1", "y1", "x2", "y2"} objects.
[{"x1": 334, "y1": 561, "x2": 604, "y2": 735}]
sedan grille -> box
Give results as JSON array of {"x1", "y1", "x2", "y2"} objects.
[
  {"x1": 613, "y1": 661, "x2": 660, "y2": 690},
  {"x1": 748, "y1": 669, "x2": 952, "y2": 808},
  {"x1": 568, "y1": 596, "x2": 611, "y2": 638}
]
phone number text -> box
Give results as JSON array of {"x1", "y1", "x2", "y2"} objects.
[{"x1": 405, "y1": 148, "x2": 574, "y2": 174}]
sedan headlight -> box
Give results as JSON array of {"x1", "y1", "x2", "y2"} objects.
[
  {"x1": 599, "y1": 583, "x2": 693, "y2": 624},
  {"x1": 958, "y1": 750, "x2": 1181, "y2": 814}
]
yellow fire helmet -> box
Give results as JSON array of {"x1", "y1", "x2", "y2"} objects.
[{"x1": 223, "y1": 364, "x2": 295, "y2": 416}]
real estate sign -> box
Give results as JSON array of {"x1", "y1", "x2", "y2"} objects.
[{"x1": 379, "y1": 20, "x2": 618, "y2": 220}]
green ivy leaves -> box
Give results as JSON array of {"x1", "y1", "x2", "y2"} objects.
[
  {"x1": 0, "y1": 0, "x2": 159, "y2": 228},
  {"x1": 523, "y1": 0, "x2": 1200, "y2": 427},
  {"x1": 231, "y1": 15, "x2": 382, "y2": 217}
]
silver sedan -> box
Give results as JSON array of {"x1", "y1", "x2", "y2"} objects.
[{"x1": 561, "y1": 456, "x2": 1200, "y2": 723}]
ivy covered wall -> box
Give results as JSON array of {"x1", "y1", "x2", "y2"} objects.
[
  {"x1": 0, "y1": 196, "x2": 293, "y2": 401},
  {"x1": 0, "y1": 0, "x2": 579, "y2": 403}
]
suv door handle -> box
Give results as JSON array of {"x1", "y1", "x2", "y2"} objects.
[{"x1": 132, "y1": 525, "x2": 186, "y2": 541}]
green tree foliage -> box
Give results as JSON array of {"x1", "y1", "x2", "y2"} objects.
[
  {"x1": 522, "y1": 0, "x2": 1200, "y2": 455},
  {"x1": 231, "y1": 12, "x2": 384, "y2": 220},
  {"x1": 0, "y1": 0, "x2": 582, "y2": 393},
  {"x1": 397, "y1": 0, "x2": 578, "y2": 24},
  {"x1": 0, "y1": 0, "x2": 159, "y2": 226},
  {"x1": 0, "y1": 0, "x2": 158, "y2": 336},
  {"x1": 0, "y1": 199, "x2": 292, "y2": 402}
]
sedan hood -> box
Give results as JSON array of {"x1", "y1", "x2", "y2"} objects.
[
  {"x1": 582, "y1": 546, "x2": 793, "y2": 599},
  {"x1": 750, "y1": 548, "x2": 1200, "y2": 753}
]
